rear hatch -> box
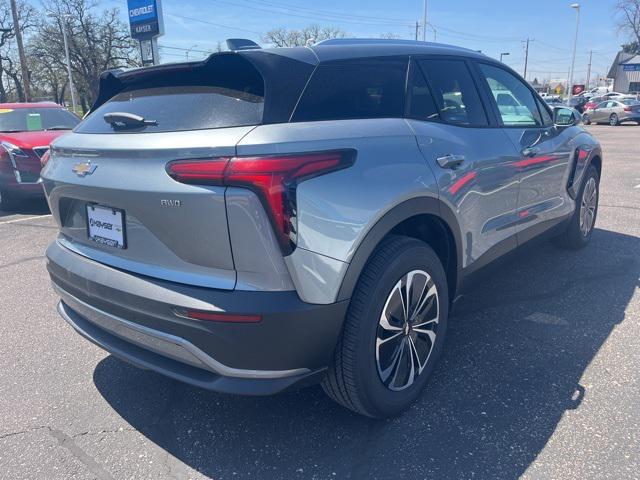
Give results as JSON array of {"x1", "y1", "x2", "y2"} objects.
[{"x1": 42, "y1": 52, "x2": 309, "y2": 290}]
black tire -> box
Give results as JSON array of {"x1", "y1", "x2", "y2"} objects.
[
  {"x1": 582, "y1": 114, "x2": 591, "y2": 125},
  {"x1": 0, "y1": 188, "x2": 14, "y2": 211},
  {"x1": 555, "y1": 165, "x2": 599, "y2": 249},
  {"x1": 322, "y1": 235, "x2": 449, "y2": 418},
  {"x1": 609, "y1": 113, "x2": 619, "y2": 126}
]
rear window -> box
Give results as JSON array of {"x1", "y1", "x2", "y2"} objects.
[
  {"x1": 76, "y1": 85, "x2": 264, "y2": 134},
  {"x1": 622, "y1": 99, "x2": 640, "y2": 106},
  {"x1": 0, "y1": 107, "x2": 79, "y2": 133},
  {"x1": 291, "y1": 57, "x2": 408, "y2": 122}
]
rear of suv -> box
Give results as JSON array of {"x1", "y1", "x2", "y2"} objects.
[{"x1": 43, "y1": 40, "x2": 602, "y2": 418}]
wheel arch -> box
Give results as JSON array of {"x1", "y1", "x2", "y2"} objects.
[{"x1": 336, "y1": 197, "x2": 463, "y2": 303}]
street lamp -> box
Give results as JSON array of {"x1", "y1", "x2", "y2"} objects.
[
  {"x1": 500, "y1": 52, "x2": 510, "y2": 62},
  {"x1": 567, "y1": 3, "x2": 580, "y2": 100},
  {"x1": 47, "y1": 12, "x2": 77, "y2": 114},
  {"x1": 186, "y1": 44, "x2": 199, "y2": 61},
  {"x1": 421, "y1": 0, "x2": 428, "y2": 41}
]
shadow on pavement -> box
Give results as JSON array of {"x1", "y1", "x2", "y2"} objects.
[
  {"x1": 93, "y1": 228, "x2": 639, "y2": 479},
  {"x1": 0, "y1": 197, "x2": 50, "y2": 218}
]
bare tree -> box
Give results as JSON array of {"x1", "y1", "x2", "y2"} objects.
[
  {"x1": 615, "y1": 0, "x2": 640, "y2": 52},
  {"x1": 263, "y1": 24, "x2": 346, "y2": 47},
  {"x1": 0, "y1": 0, "x2": 37, "y2": 102},
  {"x1": 30, "y1": 0, "x2": 139, "y2": 107}
]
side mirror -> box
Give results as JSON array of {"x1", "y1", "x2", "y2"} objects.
[{"x1": 554, "y1": 107, "x2": 577, "y2": 127}]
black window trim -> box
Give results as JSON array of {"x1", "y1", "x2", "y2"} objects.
[
  {"x1": 406, "y1": 54, "x2": 500, "y2": 129},
  {"x1": 404, "y1": 57, "x2": 441, "y2": 123},
  {"x1": 472, "y1": 60, "x2": 554, "y2": 129},
  {"x1": 290, "y1": 55, "x2": 411, "y2": 124}
]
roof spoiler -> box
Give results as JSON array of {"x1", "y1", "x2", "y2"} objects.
[{"x1": 226, "y1": 38, "x2": 261, "y2": 51}]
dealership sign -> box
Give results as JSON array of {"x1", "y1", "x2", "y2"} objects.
[
  {"x1": 622, "y1": 64, "x2": 640, "y2": 72},
  {"x1": 128, "y1": 0, "x2": 164, "y2": 40}
]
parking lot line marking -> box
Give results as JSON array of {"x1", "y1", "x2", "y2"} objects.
[{"x1": 0, "y1": 214, "x2": 52, "y2": 225}]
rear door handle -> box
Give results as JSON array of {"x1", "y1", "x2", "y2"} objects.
[{"x1": 436, "y1": 154, "x2": 466, "y2": 169}]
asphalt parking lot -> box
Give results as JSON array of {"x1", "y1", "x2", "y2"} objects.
[{"x1": 0, "y1": 125, "x2": 638, "y2": 480}]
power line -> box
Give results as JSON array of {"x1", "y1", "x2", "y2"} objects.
[
  {"x1": 164, "y1": 12, "x2": 263, "y2": 35},
  {"x1": 535, "y1": 40, "x2": 570, "y2": 52},
  {"x1": 231, "y1": 0, "x2": 413, "y2": 25},
  {"x1": 429, "y1": 24, "x2": 521, "y2": 43},
  {"x1": 208, "y1": 0, "x2": 413, "y2": 27},
  {"x1": 159, "y1": 44, "x2": 214, "y2": 54}
]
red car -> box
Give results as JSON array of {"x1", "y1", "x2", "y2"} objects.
[
  {"x1": 0, "y1": 102, "x2": 79, "y2": 209},
  {"x1": 583, "y1": 95, "x2": 605, "y2": 112}
]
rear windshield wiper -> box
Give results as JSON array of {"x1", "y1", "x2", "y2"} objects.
[
  {"x1": 45, "y1": 126, "x2": 73, "y2": 131},
  {"x1": 0, "y1": 129, "x2": 23, "y2": 133},
  {"x1": 103, "y1": 112, "x2": 158, "y2": 130}
]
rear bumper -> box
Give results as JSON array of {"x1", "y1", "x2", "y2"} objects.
[{"x1": 46, "y1": 240, "x2": 349, "y2": 395}]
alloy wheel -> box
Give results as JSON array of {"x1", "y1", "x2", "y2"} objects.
[
  {"x1": 610, "y1": 114, "x2": 618, "y2": 126},
  {"x1": 376, "y1": 270, "x2": 439, "y2": 391},
  {"x1": 580, "y1": 177, "x2": 597, "y2": 236}
]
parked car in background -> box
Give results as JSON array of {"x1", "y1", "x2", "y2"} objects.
[
  {"x1": 601, "y1": 91, "x2": 628, "y2": 100},
  {"x1": 567, "y1": 96, "x2": 588, "y2": 113},
  {"x1": 42, "y1": 39, "x2": 602, "y2": 418},
  {"x1": 582, "y1": 87, "x2": 609, "y2": 99},
  {"x1": 583, "y1": 99, "x2": 640, "y2": 125},
  {"x1": 0, "y1": 102, "x2": 79, "y2": 209},
  {"x1": 545, "y1": 97, "x2": 565, "y2": 107},
  {"x1": 583, "y1": 95, "x2": 605, "y2": 112}
]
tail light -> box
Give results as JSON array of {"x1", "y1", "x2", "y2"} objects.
[
  {"x1": 623, "y1": 106, "x2": 631, "y2": 112},
  {"x1": 167, "y1": 150, "x2": 356, "y2": 254}
]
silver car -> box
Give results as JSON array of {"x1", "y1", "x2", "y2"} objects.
[
  {"x1": 42, "y1": 39, "x2": 602, "y2": 418},
  {"x1": 583, "y1": 99, "x2": 640, "y2": 126}
]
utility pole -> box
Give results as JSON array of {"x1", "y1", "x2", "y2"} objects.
[
  {"x1": 567, "y1": 3, "x2": 580, "y2": 100},
  {"x1": 586, "y1": 50, "x2": 593, "y2": 89},
  {"x1": 415, "y1": 21, "x2": 419, "y2": 41},
  {"x1": 47, "y1": 13, "x2": 77, "y2": 114},
  {"x1": 9, "y1": 0, "x2": 30, "y2": 102},
  {"x1": 421, "y1": 0, "x2": 427, "y2": 41},
  {"x1": 523, "y1": 38, "x2": 531, "y2": 80}
]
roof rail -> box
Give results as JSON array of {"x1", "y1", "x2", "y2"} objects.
[
  {"x1": 315, "y1": 38, "x2": 433, "y2": 47},
  {"x1": 226, "y1": 39, "x2": 261, "y2": 51}
]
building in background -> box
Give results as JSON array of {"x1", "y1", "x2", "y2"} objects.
[{"x1": 608, "y1": 52, "x2": 640, "y2": 94}]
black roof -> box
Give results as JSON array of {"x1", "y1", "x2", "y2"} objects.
[
  {"x1": 91, "y1": 39, "x2": 490, "y2": 115},
  {"x1": 252, "y1": 38, "x2": 487, "y2": 65}
]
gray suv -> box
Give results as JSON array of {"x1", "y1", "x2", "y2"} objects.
[{"x1": 42, "y1": 39, "x2": 602, "y2": 418}]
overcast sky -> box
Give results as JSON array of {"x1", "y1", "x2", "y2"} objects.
[{"x1": 102, "y1": 0, "x2": 627, "y2": 83}]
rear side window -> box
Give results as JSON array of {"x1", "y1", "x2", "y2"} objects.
[
  {"x1": 418, "y1": 59, "x2": 488, "y2": 126},
  {"x1": 77, "y1": 86, "x2": 264, "y2": 133},
  {"x1": 408, "y1": 62, "x2": 440, "y2": 121},
  {"x1": 292, "y1": 57, "x2": 407, "y2": 122}
]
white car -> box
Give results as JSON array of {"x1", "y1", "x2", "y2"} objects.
[{"x1": 602, "y1": 91, "x2": 628, "y2": 99}]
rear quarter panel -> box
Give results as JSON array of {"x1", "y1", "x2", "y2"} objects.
[
  {"x1": 236, "y1": 118, "x2": 439, "y2": 263},
  {"x1": 236, "y1": 119, "x2": 440, "y2": 304}
]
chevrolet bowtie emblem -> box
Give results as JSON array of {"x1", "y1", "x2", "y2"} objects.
[{"x1": 72, "y1": 162, "x2": 97, "y2": 177}]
